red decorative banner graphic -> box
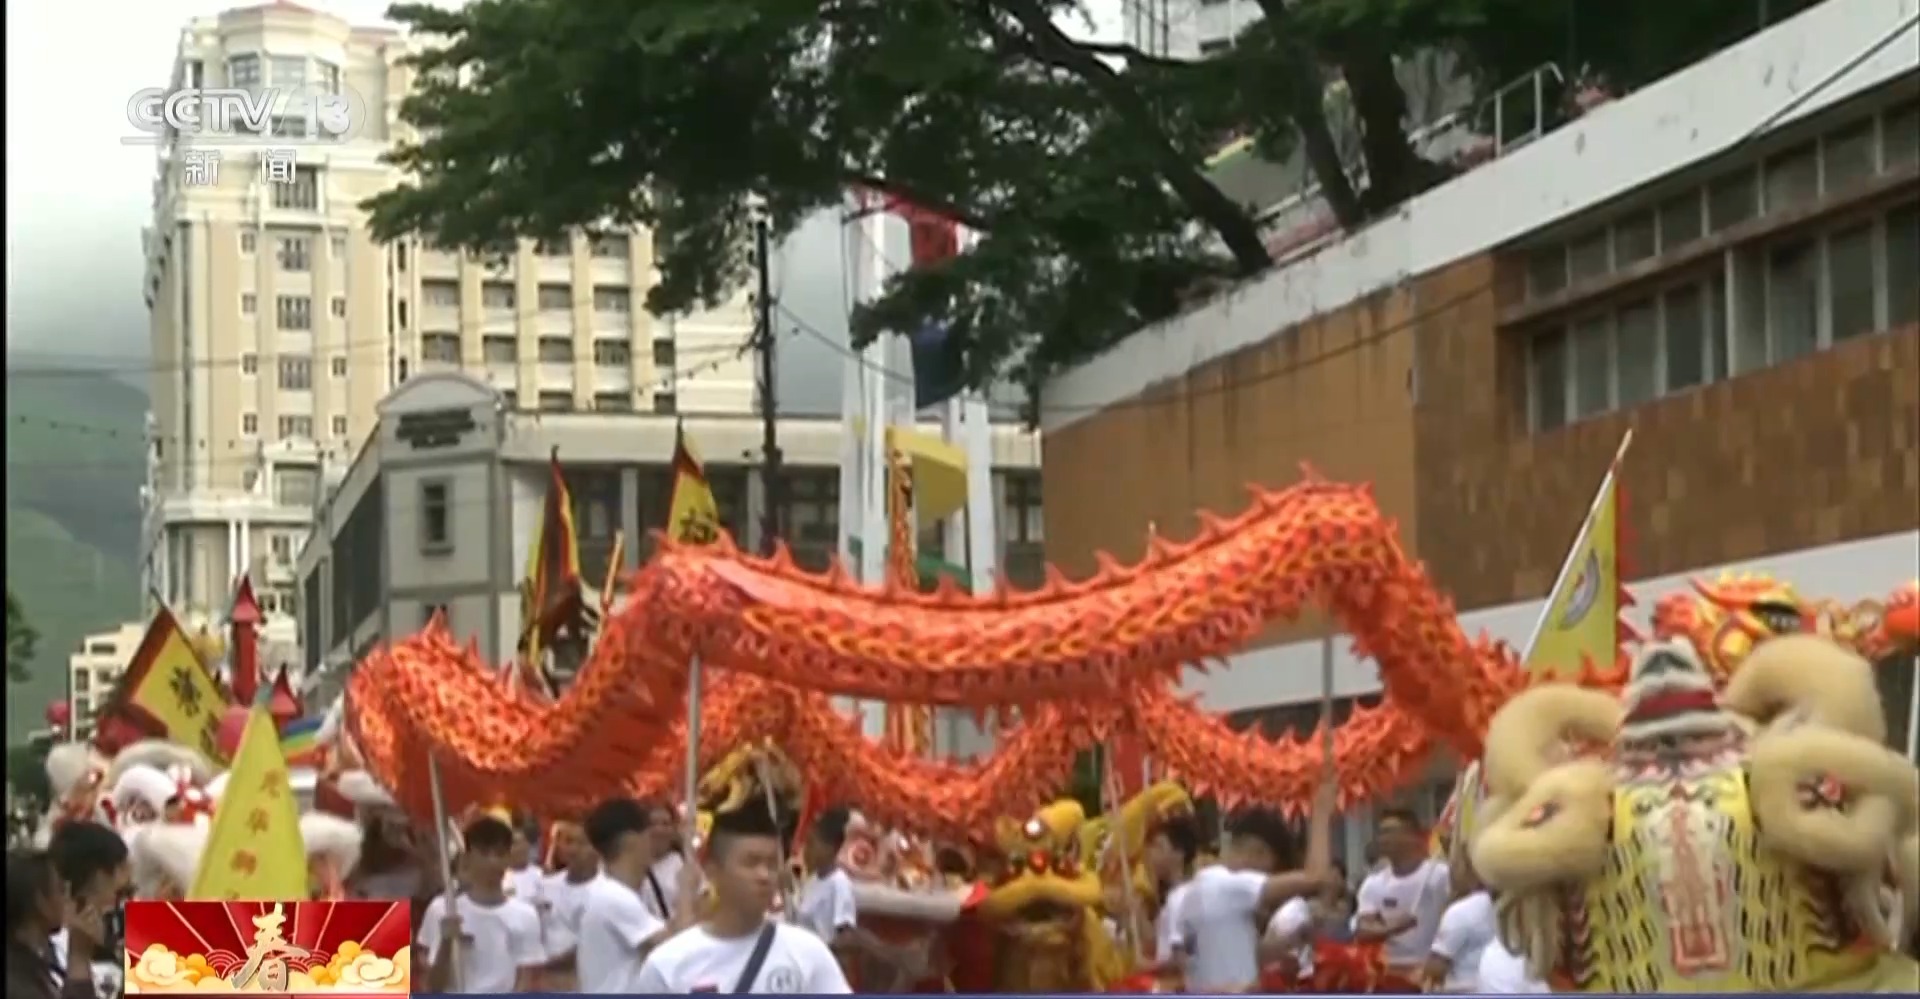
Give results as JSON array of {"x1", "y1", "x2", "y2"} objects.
[{"x1": 124, "y1": 899, "x2": 411, "y2": 994}]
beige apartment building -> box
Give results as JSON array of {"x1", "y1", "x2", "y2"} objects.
[
  {"x1": 64, "y1": 623, "x2": 149, "y2": 742},
  {"x1": 140, "y1": 2, "x2": 753, "y2": 645}
]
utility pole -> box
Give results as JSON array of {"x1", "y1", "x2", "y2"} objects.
[{"x1": 753, "y1": 203, "x2": 783, "y2": 556}]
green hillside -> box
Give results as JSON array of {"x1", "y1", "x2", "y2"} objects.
[{"x1": 5, "y1": 362, "x2": 148, "y2": 743}]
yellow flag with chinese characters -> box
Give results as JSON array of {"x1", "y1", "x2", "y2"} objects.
[
  {"x1": 189, "y1": 693, "x2": 307, "y2": 901},
  {"x1": 121, "y1": 606, "x2": 230, "y2": 765}
]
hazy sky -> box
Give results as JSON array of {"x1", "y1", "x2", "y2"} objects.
[{"x1": 4, "y1": 0, "x2": 1122, "y2": 415}]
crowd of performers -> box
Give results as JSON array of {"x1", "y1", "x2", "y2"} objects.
[{"x1": 8, "y1": 629, "x2": 1920, "y2": 996}]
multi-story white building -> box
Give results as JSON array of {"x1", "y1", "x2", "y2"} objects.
[
  {"x1": 64, "y1": 623, "x2": 149, "y2": 742},
  {"x1": 139, "y1": 2, "x2": 755, "y2": 641}
]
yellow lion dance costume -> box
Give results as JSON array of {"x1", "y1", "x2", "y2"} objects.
[{"x1": 1471, "y1": 634, "x2": 1918, "y2": 992}]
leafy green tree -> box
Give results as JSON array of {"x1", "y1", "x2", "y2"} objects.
[
  {"x1": 7, "y1": 736, "x2": 53, "y2": 815},
  {"x1": 367, "y1": 0, "x2": 1800, "y2": 402},
  {"x1": 7, "y1": 588, "x2": 38, "y2": 684}
]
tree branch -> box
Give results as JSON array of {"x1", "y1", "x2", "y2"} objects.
[{"x1": 985, "y1": 0, "x2": 1272, "y2": 273}]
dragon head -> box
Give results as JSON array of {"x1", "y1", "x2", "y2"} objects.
[
  {"x1": 977, "y1": 799, "x2": 1105, "y2": 927},
  {"x1": 1652, "y1": 572, "x2": 1815, "y2": 680}
]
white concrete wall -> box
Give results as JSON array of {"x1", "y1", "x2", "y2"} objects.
[
  {"x1": 1187, "y1": 530, "x2": 1920, "y2": 713},
  {"x1": 1045, "y1": 0, "x2": 1920, "y2": 431}
]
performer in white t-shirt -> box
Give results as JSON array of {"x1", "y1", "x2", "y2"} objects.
[
  {"x1": 575, "y1": 798, "x2": 697, "y2": 994},
  {"x1": 417, "y1": 816, "x2": 547, "y2": 994},
  {"x1": 1423, "y1": 879, "x2": 1495, "y2": 991},
  {"x1": 503, "y1": 821, "x2": 546, "y2": 906},
  {"x1": 636, "y1": 799, "x2": 851, "y2": 993},
  {"x1": 1143, "y1": 815, "x2": 1200, "y2": 966},
  {"x1": 1176, "y1": 784, "x2": 1340, "y2": 992},
  {"x1": 1352, "y1": 807, "x2": 1450, "y2": 973},
  {"x1": 531, "y1": 821, "x2": 599, "y2": 988},
  {"x1": 1477, "y1": 934, "x2": 1550, "y2": 993}
]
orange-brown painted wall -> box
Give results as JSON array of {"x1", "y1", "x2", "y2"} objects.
[
  {"x1": 1042, "y1": 282, "x2": 1430, "y2": 645},
  {"x1": 1045, "y1": 248, "x2": 1919, "y2": 639},
  {"x1": 1414, "y1": 297, "x2": 1920, "y2": 611}
]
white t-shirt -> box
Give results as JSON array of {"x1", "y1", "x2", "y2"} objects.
[
  {"x1": 1477, "y1": 935, "x2": 1549, "y2": 993},
  {"x1": 1429, "y1": 891, "x2": 1495, "y2": 992},
  {"x1": 635, "y1": 921, "x2": 851, "y2": 993},
  {"x1": 1265, "y1": 896, "x2": 1316, "y2": 978},
  {"x1": 505, "y1": 865, "x2": 546, "y2": 906},
  {"x1": 539, "y1": 871, "x2": 598, "y2": 958},
  {"x1": 796, "y1": 867, "x2": 858, "y2": 942},
  {"x1": 1355, "y1": 860, "x2": 1450, "y2": 966},
  {"x1": 1175, "y1": 864, "x2": 1268, "y2": 990},
  {"x1": 641, "y1": 851, "x2": 697, "y2": 921},
  {"x1": 1154, "y1": 880, "x2": 1192, "y2": 962},
  {"x1": 575, "y1": 874, "x2": 666, "y2": 994},
  {"x1": 417, "y1": 894, "x2": 546, "y2": 994}
]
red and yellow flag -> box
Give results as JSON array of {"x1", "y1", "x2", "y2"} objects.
[
  {"x1": 666, "y1": 423, "x2": 722, "y2": 545},
  {"x1": 520, "y1": 448, "x2": 583, "y2": 681}
]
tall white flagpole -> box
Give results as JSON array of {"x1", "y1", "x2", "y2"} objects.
[{"x1": 856, "y1": 203, "x2": 892, "y2": 741}]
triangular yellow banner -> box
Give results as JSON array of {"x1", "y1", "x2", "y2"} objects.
[{"x1": 189, "y1": 704, "x2": 308, "y2": 900}]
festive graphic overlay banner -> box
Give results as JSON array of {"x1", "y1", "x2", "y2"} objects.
[{"x1": 124, "y1": 899, "x2": 411, "y2": 995}]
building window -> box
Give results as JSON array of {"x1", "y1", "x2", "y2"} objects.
[
  {"x1": 242, "y1": 293, "x2": 257, "y2": 316},
  {"x1": 241, "y1": 352, "x2": 259, "y2": 375},
  {"x1": 330, "y1": 356, "x2": 347, "y2": 378},
  {"x1": 538, "y1": 284, "x2": 571, "y2": 311},
  {"x1": 1657, "y1": 191, "x2": 1703, "y2": 252},
  {"x1": 240, "y1": 231, "x2": 257, "y2": 254},
  {"x1": 593, "y1": 340, "x2": 630, "y2": 367},
  {"x1": 330, "y1": 233, "x2": 347, "y2": 258},
  {"x1": 1821, "y1": 120, "x2": 1878, "y2": 192},
  {"x1": 270, "y1": 532, "x2": 295, "y2": 565},
  {"x1": 242, "y1": 413, "x2": 259, "y2": 436},
  {"x1": 1613, "y1": 211, "x2": 1656, "y2": 267},
  {"x1": 592, "y1": 286, "x2": 630, "y2": 313},
  {"x1": 594, "y1": 391, "x2": 632, "y2": 412},
  {"x1": 1568, "y1": 229, "x2": 1611, "y2": 282},
  {"x1": 501, "y1": 389, "x2": 519, "y2": 411},
  {"x1": 537, "y1": 337, "x2": 574, "y2": 363},
  {"x1": 331, "y1": 415, "x2": 348, "y2": 437},
  {"x1": 652, "y1": 392, "x2": 677, "y2": 415},
  {"x1": 482, "y1": 336, "x2": 517, "y2": 364},
  {"x1": 272, "y1": 167, "x2": 320, "y2": 211},
  {"x1": 1763, "y1": 143, "x2": 1819, "y2": 214},
  {"x1": 419, "y1": 480, "x2": 452, "y2": 553},
  {"x1": 589, "y1": 232, "x2": 629, "y2": 259},
  {"x1": 276, "y1": 234, "x2": 311, "y2": 271},
  {"x1": 1886, "y1": 101, "x2": 1920, "y2": 170},
  {"x1": 277, "y1": 415, "x2": 314, "y2": 440},
  {"x1": 269, "y1": 55, "x2": 306, "y2": 86},
  {"x1": 1525, "y1": 245, "x2": 1567, "y2": 298},
  {"x1": 785, "y1": 471, "x2": 839, "y2": 570},
  {"x1": 651, "y1": 340, "x2": 675, "y2": 367},
  {"x1": 482, "y1": 282, "x2": 516, "y2": 310},
  {"x1": 227, "y1": 54, "x2": 261, "y2": 87},
  {"x1": 535, "y1": 236, "x2": 569, "y2": 256},
  {"x1": 422, "y1": 333, "x2": 460, "y2": 363},
  {"x1": 538, "y1": 391, "x2": 573, "y2": 412},
  {"x1": 318, "y1": 61, "x2": 341, "y2": 95},
  {"x1": 1708, "y1": 170, "x2": 1758, "y2": 232},
  {"x1": 1527, "y1": 199, "x2": 1913, "y2": 431},
  {"x1": 331, "y1": 296, "x2": 346, "y2": 318},
  {"x1": 423, "y1": 280, "x2": 459, "y2": 308},
  {"x1": 278, "y1": 355, "x2": 313, "y2": 390},
  {"x1": 1002, "y1": 472, "x2": 1044, "y2": 588},
  {"x1": 276, "y1": 295, "x2": 312, "y2": 330}
]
